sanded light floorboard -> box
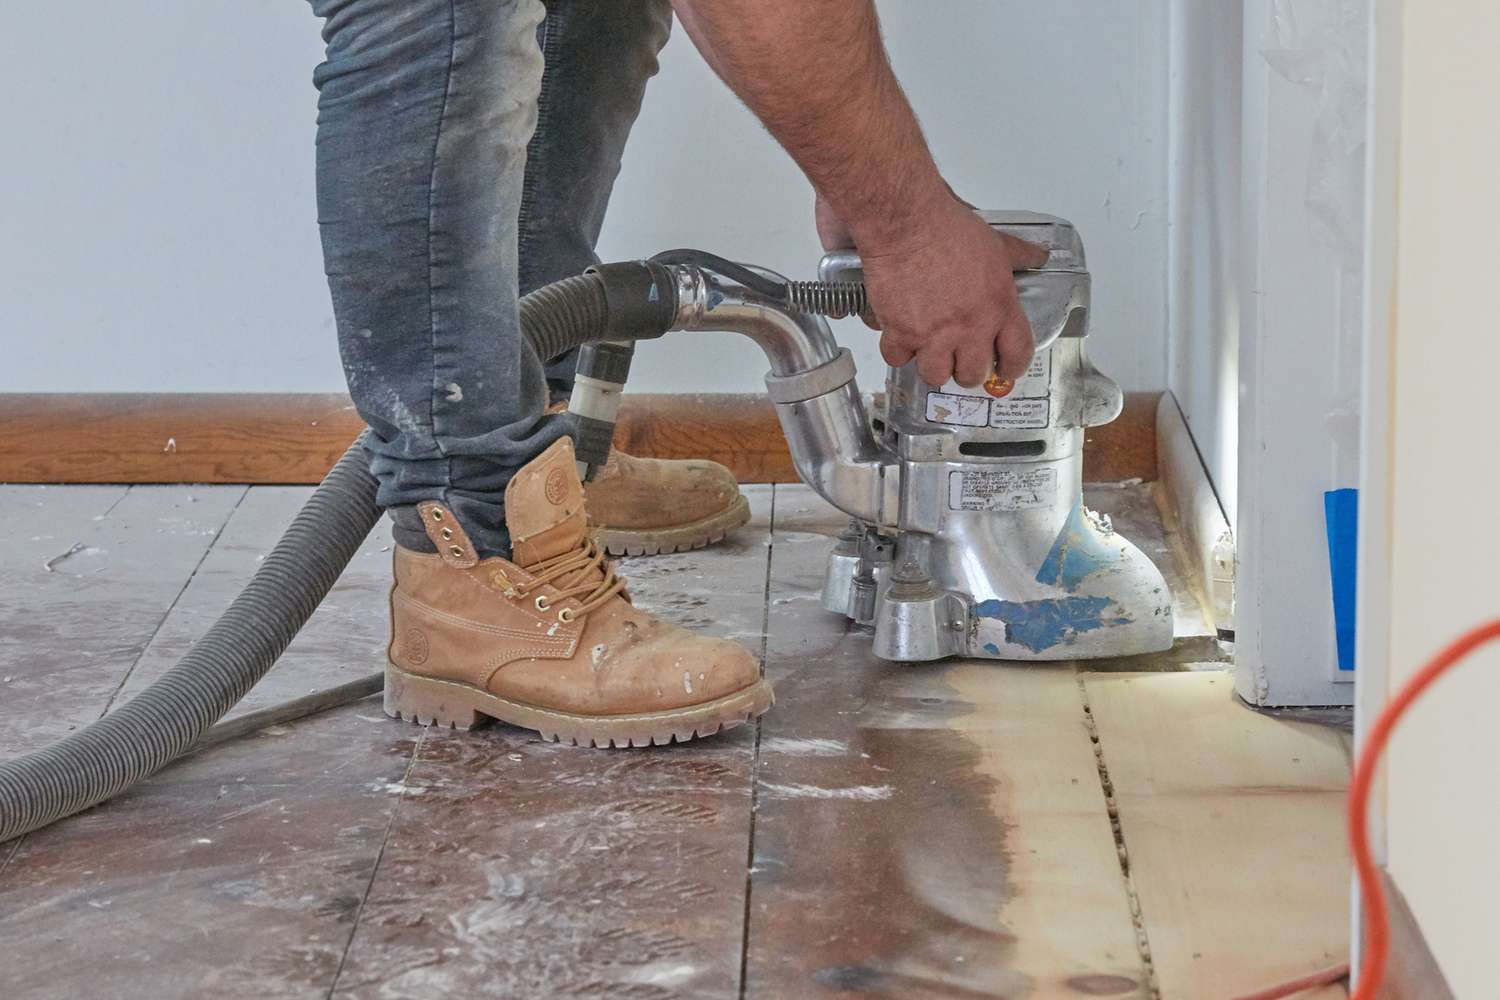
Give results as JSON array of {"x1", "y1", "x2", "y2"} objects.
[
  {"x1": 1082, "y1": 672, "x2": 1351, "y2": 999},
  {"x1": 743, "y1": 486, "x2": 1147, "y2": 999}
]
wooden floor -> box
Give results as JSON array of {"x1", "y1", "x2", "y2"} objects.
[{"x1": 0, "y1": 482, "x2": 1350, "y2": 999}]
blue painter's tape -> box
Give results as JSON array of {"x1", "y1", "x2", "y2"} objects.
[
  {"x1": 1035, "y1": 504, "x2": 1121, "y2": 593},
  {"x1": 1323, "y1": 488, "x2": 1358, "y2": 672},
  {"x1": 975, "y1": 596, "x2": 1132, "y2": 654}
]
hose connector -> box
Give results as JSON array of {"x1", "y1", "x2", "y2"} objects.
[{"x1": 583, "y1": 260, "x2": 678, "y2": 342}]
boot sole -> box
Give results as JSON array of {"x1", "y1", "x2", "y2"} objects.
[
  {"x1": 383, "y1": 662, "x2": 774, "y2": 748},
  {"x1": 593, "y1": 494, "x2": 752, "y2": 558}
]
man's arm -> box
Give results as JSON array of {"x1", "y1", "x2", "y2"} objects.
[{"x1": 672, "y1": 1, "x2": 1047, "y2": 387}]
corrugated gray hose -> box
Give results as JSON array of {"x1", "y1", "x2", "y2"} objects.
[{"x1": 0, "y1": 264, "x2": 663, "y2": 845}]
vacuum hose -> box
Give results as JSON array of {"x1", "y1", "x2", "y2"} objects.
[
  {"x1": 0, "y1": 263, "x2": 675, "y2": 845},
  {"x1": 0, "y1": 256, "x2": 864, "y2": 845}
]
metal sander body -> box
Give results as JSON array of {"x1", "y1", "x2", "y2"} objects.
[
  {"x1": 816, "y1": 213, "x2": 1173, "y2": 661},
  {"x1": 567, "y1": 211, "x2": 1174, "y2": 662}
]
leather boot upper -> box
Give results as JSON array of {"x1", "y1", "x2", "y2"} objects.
[
  {"x1": 388, "y1": 438, "x2": 760, "y2": 716},
  {"x1": 584, "y1": 450, "x2": 741, "y2": 531}
]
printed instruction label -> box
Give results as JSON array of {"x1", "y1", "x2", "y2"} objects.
[
  {"x1": 924, "y1": 348, "x2": 1053, "y2": 426},
  {"x1": 948, "y1": 467, "x2": 1058, "y2": 512},
  {"x1": 989, "y1": 397, "x2": 1050, "y2": 429}
]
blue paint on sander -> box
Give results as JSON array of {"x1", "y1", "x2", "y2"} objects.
[
  {"x1": 975, "y1": 596, "x2": 1132, "y2": 654},
  {"x1": 1034, "y1": 504, "x2": 1122, "y2": 593}
]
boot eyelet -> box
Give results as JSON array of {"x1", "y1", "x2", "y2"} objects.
[
  {"x1": 440, "y1": 527, "x2": 453, "y2": 540},
  {"x1": 430, "y1": 509, "x2": 444, "y2": 521},
  {"x1": 448, "y1": 544, "x2": 464, "y2": 558},
  {"x1": 534, "y1": 595, "x2": 551, "y2": 611},
  {"x1": 558, "y1": 607, "x2": 576, "y2": 623}
]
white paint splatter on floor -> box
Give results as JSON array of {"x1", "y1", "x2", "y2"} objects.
[
  {"x1": 759, "y1": 737, "x2": 848, "y2": 756},
  {"x1": 759, "y1": 782, "x2": 892, "y2": 801}
]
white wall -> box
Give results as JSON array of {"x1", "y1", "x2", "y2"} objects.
[
  {"x1": 1165, "y1": 0, "x2": 1242, "y2": 524},
  {"x1": 0, "y1": 2, "x2": 333, "y2": 392},
  {"x1": 1367, "y1": 1, "x2": 1500, "y2": 992},
  {"x1": 0, "y1": 1, "x2": 1169, "y2": 397}
]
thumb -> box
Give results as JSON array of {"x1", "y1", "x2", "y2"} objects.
[{"x1": 1001, "y1": 233, "x2": 1050, "y2": 271}]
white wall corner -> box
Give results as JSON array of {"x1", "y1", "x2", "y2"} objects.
[{"x1": 1233, "y1": 0, "x2": 1369, "y2": 708}]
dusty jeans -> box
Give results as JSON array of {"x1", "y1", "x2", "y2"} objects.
[{"x1": 309, "y1": 0, "x2": 671, "y2": 556}]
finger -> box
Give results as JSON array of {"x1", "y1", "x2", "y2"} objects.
[
  {"x1": 1001, "y1": 233, "x2": 1051, "y2": 270},
  {"x1": 916, "y1": 349, "x2": 955, "y2": 388},
  {"x1": 996, "y1": 318, "x2": 1036, "y2": 383},
  {"x1": 880, "y1": 335, "x2": 915, "y2": 369},
  {"x1": 952, "y1": 335, "x2": 994, "y2": 389}
]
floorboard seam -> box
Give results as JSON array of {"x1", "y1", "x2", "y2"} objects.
[
  {"x1": 736, "y1": 484, "x2": 778, "y2": 1000},
  {"x1": 95, "y1": 485, "x2": 251, "y2": 719},
  {"x1": 0, "y1": 486, "x2": 244, "y2": 884},
  {"x1": 326, "y1": 726, "x2": 428, "y2": 998},
  {"x1": 98, "y1": 485, "x2": 134, "y2": 520},
  {"x1": 0, "y1": 837, "x2": 22, "y2": 881},
  {"x1": 1076, "y1": 672, "x2": 1162, "y2": 1000}
]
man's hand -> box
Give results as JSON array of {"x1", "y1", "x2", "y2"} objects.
[
  {"x1": 818, "y1": 191, "x2": 1049, "y2": 388},
  {"x1": 674, "y1": 0, "x2": 1050, "y2": 389}
]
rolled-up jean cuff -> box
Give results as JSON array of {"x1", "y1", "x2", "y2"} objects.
[{"x1": 368, "y1": 418, "x2": 570, "y2": 559}]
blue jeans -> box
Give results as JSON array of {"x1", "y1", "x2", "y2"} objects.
[{"x1": 309, "y1": 0, "x2": 672, "y2": 556}]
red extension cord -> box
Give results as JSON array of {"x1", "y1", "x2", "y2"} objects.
[{"x1": 1234, "y1": 618, "x2": 1500, "y2": 1000}]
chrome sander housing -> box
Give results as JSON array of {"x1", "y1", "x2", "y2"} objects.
[
  {"x1": 570, "y1": 212, "x2": 1174, "y2": 662},
  {"x1": 814, "y1": 213, "x2": 1173, "y2": 660}
]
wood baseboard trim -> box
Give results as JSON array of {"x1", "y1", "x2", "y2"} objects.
[{"x1": 0, "y1": 391, "x2": 1160, "y2": 486}]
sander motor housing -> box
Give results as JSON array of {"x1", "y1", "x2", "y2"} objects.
[{"x1": 815, "y1": 212, "x2": 1174, "y2": 661}]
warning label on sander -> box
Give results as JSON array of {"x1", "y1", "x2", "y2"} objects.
[
  {"x1": 948, "y1": 468, "x2": 1057, "y2": 512},
  {"x1": 989, "y1": 397, "x2": 1050, "y2": 429}
]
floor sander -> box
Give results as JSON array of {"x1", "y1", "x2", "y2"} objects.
[{"x1": 0, "y1": 210, "x2": 1170, "y2": 844}]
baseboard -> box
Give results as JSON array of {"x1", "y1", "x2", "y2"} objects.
[
  {"x1": 1155, "y1": 391, "x2": 1235, "y2": 630},
  {"x1": 0, "y1": 393, "x2": 796, "y2": 485},
  {"x1": 0, "y1": 391, "x2": 1160, "y2": 486}
]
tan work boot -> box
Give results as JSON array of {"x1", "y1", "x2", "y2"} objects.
[
  {"x1": 546, "y1": 399, "x2": 750, "y2": 556},
  {"x1": 384, "y1": 437, "x2": 773, "y2": 747},
  {"x1": 587, "y1": 449, "x2": 751, "y2": 556}
]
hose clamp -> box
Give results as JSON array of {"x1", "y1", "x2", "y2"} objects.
[{"x1": 764, "y1": 347, "x2": 857, "y2": 404}]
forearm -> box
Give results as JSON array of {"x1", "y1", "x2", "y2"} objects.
[{"x1": 672, "y1": 0, "x2": 948, "y2": 252}]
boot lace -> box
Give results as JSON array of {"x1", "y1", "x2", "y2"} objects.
[{"x1": 511, "y1": 539, "x2": 627, "y2": 621}]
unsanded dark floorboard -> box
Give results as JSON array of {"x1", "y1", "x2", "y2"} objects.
[
  {"x1": 1, "y1": 480, "x2": 1245, "y2": 1000},
  {"x1": 325, "y1": 487, "x2": 774, "y2": 998}
]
